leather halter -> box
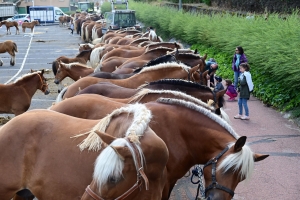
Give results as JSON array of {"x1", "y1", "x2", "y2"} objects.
[
  {"x1": 37, "y1": 73, "x2": 48, "y2": 93},
  {"x1": 85, "y1": 141, "x2": 149, "y2": 200},
  {"x1": 203, "y1": 146, "x2": 235, "y2": 197}
]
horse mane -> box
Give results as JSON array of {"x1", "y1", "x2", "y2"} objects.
[
  {"x1": 147, "y1": 79, "x2": 213, "y2": 92},
  {"x1": 218, "y1": 143, "x2": 254, "y2": 181},
  {"x1": 156, "y1": 98, "x2": 239, "y2": 139},
  {"x1": 93, "y1": 138, "x2": 145, "y2": 191},
  {"x1": 137, "y1": 62, "x2": 190, "y2": 75},
  {"x1": 133, "y1": 54, "x2": 177, "y2": 73},
  {"x1": 128, "y1": 89, "x2": 214, "y2": 111},
  {"x1": 14, "y1": 71, "x2": 41, "y2": 83},
  {"x1": 73, "y1": 104, "x2": 152, "y2": 151},
  {"x1": 61, "y1": 62, "x2": 91, "y2": 69},
  {"x1": 128, "y1": 37, "x2": 150, "y2": 45},
  {"x1": 76, "y1": 49, "x2": 92, "y2": 57},
  {"x1": 144, "y1": 46, "x2": 174, "y2": 54}
]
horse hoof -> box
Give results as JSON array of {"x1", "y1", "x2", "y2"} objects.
[{"x1": 58, "y1": 90, "x2": 61, "y2": 93}]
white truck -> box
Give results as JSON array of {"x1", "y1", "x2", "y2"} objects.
[
  {"x1": 29, "y1": 6, "x2": 66, "y2": 24},
  {"x1": 0, "y1": 3, "x2": 17, "y2": 21}
]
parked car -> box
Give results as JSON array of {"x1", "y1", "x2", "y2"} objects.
[{"x1": 6, "y1": 14, "x2": 30, "y2": 23}]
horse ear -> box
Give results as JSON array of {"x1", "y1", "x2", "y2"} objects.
[
  {"x1": 234, "y1": 136, "x2": 247, "y2": 152},
  {"x1": 30, "y1": 69, "x2": 34, "y2": 73},
  {"x1": 202, "y1": 53, "x2": 207, "y2": 60},
  {"x1": 194, "y1": 49, "x2": 198, "y2": 54},
  {"x1": 216, "y1": 89, "x2": 226, "y2": 98},
  {"x1": 41, "y1": 69, "x2": 44, "y2": 74},
  {"x1": 190, "y1": 64, "x2": 199, "y2": 73},
  {"x1": 110, "y1": 146, "x2": 131, "y2": 161},
  {"x1": 95, "y1": 130, "x2": 117, "y2": 145},
  {"x1": 203, "y1": 70, "x2": 209, "y2": 76},
  {"x1": 254, "y1": 153, "x2": 269, "y2": 162}
]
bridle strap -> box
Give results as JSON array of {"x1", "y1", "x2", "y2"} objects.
[
  {"x1": 37, "y1": 73, "x2": 48, "y2": 93},
  {"x1": 203, "y1": 146, "x2": 235, "y2": 197},
  {"x1": 85, "y1": 185, "x2": 104, "y2": 200}
]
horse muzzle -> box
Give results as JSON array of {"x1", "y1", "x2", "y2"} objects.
[
  {"x1": 54, "y1": 79, "x2": 60, "y2": 84},
  {"x1": 44, "y1": 89, "x2": 50, "y2": 95}
]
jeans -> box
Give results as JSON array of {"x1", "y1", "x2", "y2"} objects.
[
  {"x1": 234, "y1": 71, "x2": 240, "y2": 90},
  {"x1": 238, "y1": 98, "x2": 249, "y2": 116}
]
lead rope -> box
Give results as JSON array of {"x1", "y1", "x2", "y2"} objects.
[{"x1": 191, "y1": 165, "x2": 205, "y2": 200}]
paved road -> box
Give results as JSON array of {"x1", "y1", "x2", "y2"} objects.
[
  {"x1": 1, "y1": 24, "x2": 300, "y2": 200},
  {"x1": 0, "y1": 23, "x2": 81, "y2": 118}
]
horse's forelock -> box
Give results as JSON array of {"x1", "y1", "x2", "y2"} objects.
[
  {"x1": 94, "y1": 138, "x2": 145, "y2": 192},
  {"x1": 218, "y1": 143, "x2": 254, "y2": 181}
]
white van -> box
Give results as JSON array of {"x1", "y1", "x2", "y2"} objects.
[{"x1": 29, "y1": 6, "x2": 67, "y2": 23}]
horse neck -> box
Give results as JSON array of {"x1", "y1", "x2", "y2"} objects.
[
  {"x1": 149, "y1": 103, "x2": 235, "y2": 178},
  {"x1": 70, "y1": 65, "x2": 94, "y2": 80},
  {"x1": 15, "y1": 75, "x2": 41, "y2": 97}
]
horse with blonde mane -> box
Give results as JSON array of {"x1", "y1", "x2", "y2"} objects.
[
  {"x1": 0, "y1": 21, "x2": 20, "y2": 35},
  {"x1": 0, "y1": 104, "x2": 168, "y2": 200},
  {"x1": 54, "y1": 61, "x2": 94, "y2": 84},
  {"x1": 59, "y1": 62, "x2": 200, "y2": 100},
  {"x1": 49, "y1": 97, "x2": 269, "y2": 200},
  {"x1": 0, "y1": 40, "x2": 18, "y2": 66},
  {"x1": 21, "y1": 20, "x2": 39, "y2": 33}
]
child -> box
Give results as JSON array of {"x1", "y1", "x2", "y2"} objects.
[
  {"x1": 234, "y1": 63, "x2": 254, "y2": 120},
  {"x1": 225, "y1": 79, "x2": 237, "y2": 101},
  {"x1": 211, "y1": 76, "x2": 224, "y2": 92},
  {"x1": 69, "y1": 22, "x2": 74, "y2": 35}
]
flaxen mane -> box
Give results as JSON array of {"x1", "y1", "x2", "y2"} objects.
[
  {"x1": 72, "y1": 103, "x2": 152, "y2": 151},
  {"x1": 137, "y1": 62, "x2": 190, "y2": 75}
]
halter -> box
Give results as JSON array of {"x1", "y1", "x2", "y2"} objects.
[
  {"x1": 37, "y1": 73, "x2": 48, "y2": 93},
  {"x1": 84, "y1": 141, "x2": 149, "y2": 200},
  {"x1": 203, "y1": 146, "x2": 235, "y2": 197}
]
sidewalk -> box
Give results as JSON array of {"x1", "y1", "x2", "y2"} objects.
[{"x1": 170, "y1": 94, "x2": 300, "y2": 200}]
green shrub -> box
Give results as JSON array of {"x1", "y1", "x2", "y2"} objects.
[
  {"x1": 130, "y1": 1, "x2": 300, "y2": 116},
  {"x1": 101, "y1": 2, "x2": 112, "y2": 13}
]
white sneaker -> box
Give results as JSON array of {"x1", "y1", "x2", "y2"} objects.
[
  {"x1": 234, "y1": 114, "x2": 242, "y2": 119},
  {"x1": 241, "y1": 116, "x2": 250, "y2": 120}
]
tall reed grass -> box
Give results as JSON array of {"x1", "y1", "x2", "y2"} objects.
[{"x1": 130, "y1": 1, "x2": 300, "y2": 115}]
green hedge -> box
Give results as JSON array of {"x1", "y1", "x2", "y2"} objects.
[{"x1": 130, "y1": 1, "x2": 300, "y2": 117}]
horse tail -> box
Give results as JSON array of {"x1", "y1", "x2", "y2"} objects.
[
  {"x1": 56, "y1": 86, "x2": 68, "y2": 103},
  {"x1": 52, "y1": 60, "x2": 58, "y2": 76},
  {"x1": 13, "y1": 42, "x2": 18, "y2": 53}
]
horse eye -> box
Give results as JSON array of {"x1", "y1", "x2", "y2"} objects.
[{"x1": 108, "y1": 176, "x2": 119, "y2": 184}]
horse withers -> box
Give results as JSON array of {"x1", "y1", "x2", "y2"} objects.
[
  {"x1": 0, "y1": 69, "x2": 49, "y2": 116},
  {"x1": 0, "y1": 40, "x2": 18, "y2": 66},
  {"x1": 0, "y1": 21, "x2": 20, "y2": 35}
]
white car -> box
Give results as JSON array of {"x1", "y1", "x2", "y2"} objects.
[{"x1": 7, "y1": 14, "x2": 30, "y2": 23}]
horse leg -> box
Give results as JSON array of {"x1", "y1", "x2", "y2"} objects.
[
  {"x1": 10, "y1": 55, "x2": 15, "y2": 66},
  {"x1": 0, "y1": 59, "x2": 3, "y2": 66},
  {"x1": 16, "y1": 26, "x2": 20, "y2": 35}
]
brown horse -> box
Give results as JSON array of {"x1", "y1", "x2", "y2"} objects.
[
  {"x1": 0, "y1": 40, "x2": 18, "y2": 66},
  {"x1": 59, "y1": 62, "x2": 199, "y2": 100},
  {"x1": 0, "y1": 70, "x2": 49, "y2": 116},
  {"x1": 0, "y1": 21, "x2": 20, "y2": 35},
  {"x1": 0, "y1": 104, "x2": 169, "y2": 200},
  {"x1": 52, "y1": 49, "x2": 92, "y2": 92},
  {"x1": 49, "y1": 97, "x2": 269, "y2": 200},
  {"x1": 54, "y1": 61, "x2": 94, "y2": 84},
  {"x1": 21, "y1": 20, "x2": 39, "y2": 33}
]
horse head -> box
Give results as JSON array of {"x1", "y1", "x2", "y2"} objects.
[
  {"x1": 203, "y1": 136, "x2": 269, "y2": 200},
  {"x1": 31, "y1": 69, "x2": 50, "y2": 95}
]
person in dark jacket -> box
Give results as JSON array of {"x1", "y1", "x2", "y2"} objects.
[
  {"x1": 205, "y1": 58, "x2": 218, "y2": 87},
  {"x1": 234, "y1": 63, "x2": 254, "y2": 120},
  {"x1": 212, "y1": 76, "x2": 224, "y2": 92},
  {"x1": 232, "y1": 46, "x2": 248, "y2": 90}
]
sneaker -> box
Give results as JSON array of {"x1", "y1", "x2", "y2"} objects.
[
  {"x1": 234, "y1": 114, "x2": 242, "y2": 119},
  {"x1": 241, "y1": 116, "x2": 250, "y2": 120}
]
